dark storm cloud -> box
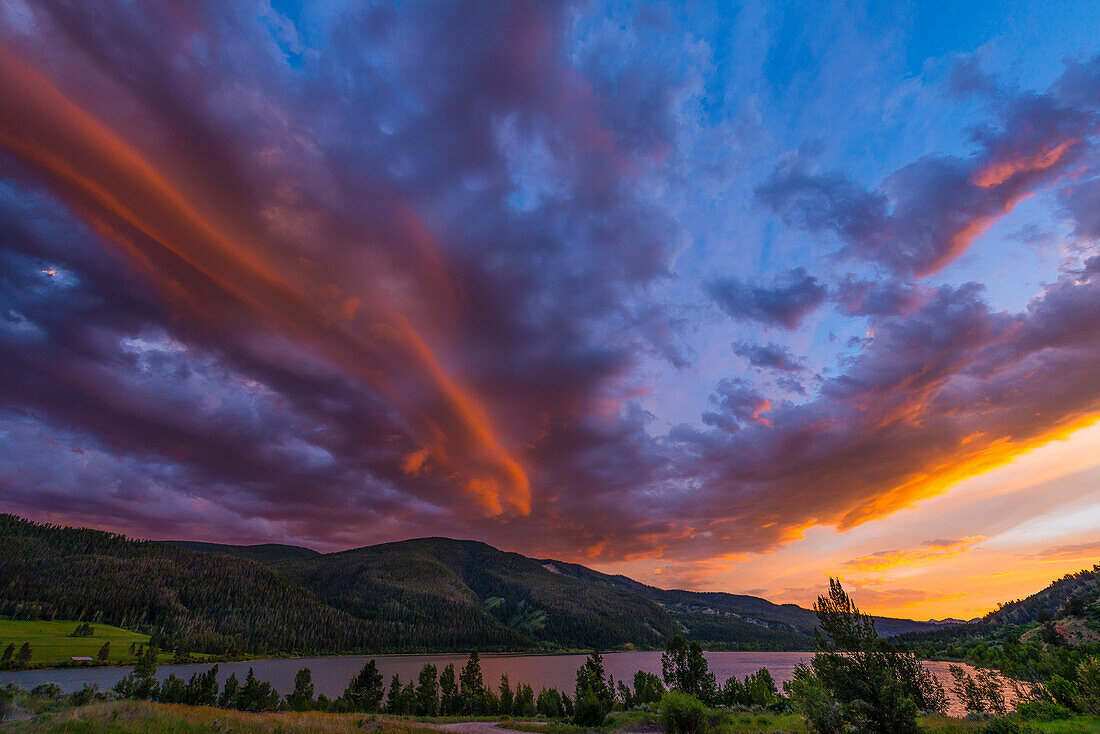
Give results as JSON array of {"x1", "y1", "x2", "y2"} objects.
[{"x1": 707, "y1": 267, "x2": 827, "y2": 329}]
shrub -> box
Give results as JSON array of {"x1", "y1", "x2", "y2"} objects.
[
  {"x1": 1014, "y1": 699, "x2": 1072, "y2": 721},
  {"x1": 984, "y1": 718, "x2": 1034, "y2": 734},
  {"x1": 784, "y1": 665, "x2": 845, "y2": 734},
  {"x1": 573, "y1": 685, "x2": 606, "y2": 727},
  {"x1": 1075, "y1": 656, "x2": 1100, "y2": 715},
  {"x1": 69, "y1": 684, "x2": 102, "y2": 707},
  {"x1": 659, "y1": 690, "x2": 707, "y2": 734},
  {"x1": 30, "y1": 683, "x2": 62, "y2": 699}
]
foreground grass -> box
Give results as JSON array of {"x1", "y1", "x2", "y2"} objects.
[
  {"x1": 0, "y1": 620, "x2": 157, "y2": 667},
  {"x1": 2, "y1": 700, "x2": 1098, "y2": 734},
  {"x1": 0, "y1": 700, "x2": 442, "y2": 733},
  {"x1": 919, "y1": 713, "x2": 1100, "y2": 733}
]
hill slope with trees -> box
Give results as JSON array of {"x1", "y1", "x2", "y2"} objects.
[{"x1": 0, "y1": 514, "x2": 941, "y2": 657}]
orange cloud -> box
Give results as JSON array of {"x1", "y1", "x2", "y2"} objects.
[
  {"x1": 0, "y1": 44, "x2": 529, "y2": 516},
  {"x1": 844, "y1": 536, "x2": 985, "y2": 574},
  {"x1": 970, "y1": 138, "x2": 1078, "y2": 189},
  {"x1": 1026, "y1": 541, "x2": 1100, "y2": 562}
]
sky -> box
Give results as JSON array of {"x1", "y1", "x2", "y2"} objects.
[{"x1": 0, "y1": 0, "x2": 1098, "y2": 620}]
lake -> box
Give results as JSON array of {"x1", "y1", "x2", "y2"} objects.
[{"x1": 0, "y1": 651, "x2": 991, "y2": 715}]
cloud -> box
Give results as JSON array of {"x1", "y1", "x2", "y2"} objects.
[
  {"x1": 757, "y1": 60, "x2": 1099, "y2": 277},
  {"x1": 662, "y1": 265, "x2": 1100, "y2": 559},
  {"x1": 702, "y1": 379, "x2": 773, "y2": 432},
  {"x1": 832, "y1": 276, "x2": 925, "y2": 317},
  {"x1": 707, "y1": 267, "x2": 827, "y2": 329},
  {"x1": 1025, "y1": 540, "x2": 1100, "y2": 561},
  {"x1": 844, "y1": 537, "x2": 986, "y2": 574},
  {"x1": 0, "y1": 0, "x2": 685, "y2": 546},
  {"x1": 732, "y1": 341, "x2": 806, "y2": 372},
  {"x1": 0, "y1": 4, "x2": 1098, "y2": 573}
]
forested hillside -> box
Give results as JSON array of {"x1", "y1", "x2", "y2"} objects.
[
  {"x1": 541, "y1": 558, "x2": 939, "y2": 638},
  {"x1": 0, "y1": 515, "x2": 376, "y2": 655},
  {"x1": 0, "y1": 514, "x2": 940, "y2": 657},
  {"x1": 902, "y1": 565, "x2": 1100, "y2": 675}
]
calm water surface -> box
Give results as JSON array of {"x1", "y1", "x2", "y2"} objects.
[{"x1": 0, "y1": 651, "x2": 986, "y2": 715}]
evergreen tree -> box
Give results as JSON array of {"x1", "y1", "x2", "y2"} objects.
[
  {"x1": 459, "y1": 650, "x2": 487, "y2": 715},
  {"x1": 515, "y1": 683, "x2": 536, "y2": 717},
  {"x1": 287, "y1": 667, "x2": 315, "y2": 711},
  {"x1": 416, "y1": 663, "x2": 439, "y2": 716},
  {"x1": 785, "y1": 579, "x2": 946, "y2": 734},
  {"x1": 158, "y1": 674, "x2": 187, "y2": 704},
  {"x1": 536, "y1": 688, "x2": 565, "y2": 719},
  {"x1": 134, "y1": 646, "x2": 157, "y2": 679},
  {"x1": 218, "y1": 673, "x2": 240, "y2": 709},
  {"x1": 440, "y1": 663, "x2": 459, "y2": 715},
  {"x1": 401, "y1": 680, "x2": 417, "y2": 715},
  {"x1": 97, "y1": 641, "x2": 110, "y2": 662},
  {"x1": 1, "y1": 643, "x2": 13, "y2": 664},
  {"x1": 342, "y1": 659, "x2": 385, "y2": 712},
  {"x1": 113, "y1": 646, "x2": 159, "y2": 700},
  {"x1": 14, "y1": 643, "x2": 31, "y2": 667},
  {"x1": 184, "y1": 665, "x2": 219, "y2": 707},
  {"x1": 386, "y1": 673, "x2": 405, "y2": 714},
  {"x1": 498, "y1": 674, "x2": 514, "y2": 715},
  {"x1": 573, "y1": 651, "x2": 613, "y2": 726},
  {"x1": 237, "y1": 667, "x2": 279, "y2": 712}
]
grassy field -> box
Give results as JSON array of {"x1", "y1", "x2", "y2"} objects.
[
  {"x1": 0, "y1": 700, "x2": 443, "y2": 733},
  {"x1": 0, "y1": 619, "x2": 151, "y2": 666},
  {"x1": 918, "y1": 714, "x2": 1100, "y2": 733},
  {"x1": 1, "y1": 700, "x2": 1099, "y2": 734}
]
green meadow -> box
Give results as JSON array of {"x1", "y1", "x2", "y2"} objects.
[{"x1": 0, "y1": 619, "x2": 151, "y2": 666}]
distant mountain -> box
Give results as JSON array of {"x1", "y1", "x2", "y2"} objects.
[{"x1": 0, "y1": 514, "x2": 943, "y2": 657}]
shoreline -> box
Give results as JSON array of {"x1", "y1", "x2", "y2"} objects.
[{"x1": 2, "y1": 647, "x2": 823, "y2": 673}]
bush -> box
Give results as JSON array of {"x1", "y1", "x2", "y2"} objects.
[
  {"x1": 659, "y1": 690, "x2": 707, "y2": 734},
  {"x1": 573, "y1": 685, "x2": 606, "y2": 727},
  {"x1": 784, "y1": 664, "x2": 845, "y2": 734},
  {"x1": 1075, "y1": 655, "x2": 1100, "y2": 715},
  {"x1": 30, "y1": 683, "x2": 62, "y2": 699},
  {"x1": 68, "y1": 684, "x2": 103, "y2": 707},
  {"x1": 983, "y1": 718, "x2": 1035, "y2": 734},
  {"x1": 1014, "y1": 699, "x2": 1072, "y2": 721}
]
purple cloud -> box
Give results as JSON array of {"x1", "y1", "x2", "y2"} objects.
[
  {"x1": 757, "y1": 59, "x2": 1100, "y2": 277},
  {"x1": 0, "y1": 3, "x2": 1098, "y2": 569},
  {"x1": 707, "y1": 267, "x2": 827, "y2": 329},
  {"x1": 732, "y1": 341, "x2": 806, "y2": 372}
]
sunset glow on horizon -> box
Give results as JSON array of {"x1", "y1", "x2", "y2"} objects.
[{"x1": 0, "y1": 1, "x2": 1098, "y2": 619}]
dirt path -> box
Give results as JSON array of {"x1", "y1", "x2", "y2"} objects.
[{"x1": 426, "y1": 722, "x2": 546, "y2": 734}]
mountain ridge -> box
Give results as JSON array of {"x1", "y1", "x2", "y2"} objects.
[{"x1": 0, "y1": 514, "x2": 941, "y2": 657}]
